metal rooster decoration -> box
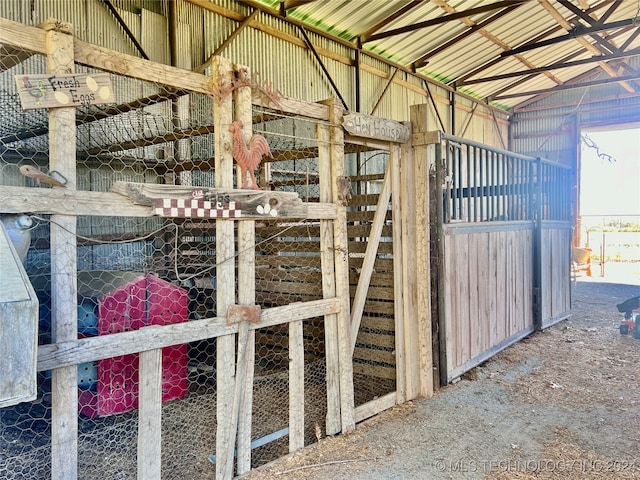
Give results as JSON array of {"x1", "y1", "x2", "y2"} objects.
[{"x1": 229, "y1": 120, "x2": 273, "y2": 190}]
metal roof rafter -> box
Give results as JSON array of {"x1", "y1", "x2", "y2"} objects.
[
  {"x1": 412, "y1": 4, "x2": 522, "y2": 68},
  {"x1": 500, "y1": 18, "x2": 635, "y2": 57},
  {"x1": 455, "y1": 0, "x2": 618, "y2": 84},
  {"x1": 491, "y1": 72, "x2": 640, "y2": 101},
  {"x1": 558, "y1": 0, "x2": 623, "y2": 25},
  {"x1": 361, "y1": 0, "x2": 530, "y2": 43},
  {"x1": 536, "y1": 0, "x2": 635, "y2": 93},
  {"x1": 461, "y1": 47, "x2": 640, "y2": 87},
  {"x1": 359, "y1": 0, "x2": 425, "y2": 43}
]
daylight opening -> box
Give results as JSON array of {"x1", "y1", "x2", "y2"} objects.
[{"x1": 577, "y1": 125, "x2": 640, "y2": 281}]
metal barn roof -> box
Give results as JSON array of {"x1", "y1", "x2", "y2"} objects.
[{"x1": 246, "y1": 0, "x2": 640, "y2": 111}]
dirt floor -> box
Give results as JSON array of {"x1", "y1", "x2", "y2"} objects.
[{"x1": 244, "y1": 263, "x2": 640, "y2": 480}]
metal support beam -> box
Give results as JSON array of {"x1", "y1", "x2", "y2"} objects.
[
  {"x1": 423, "y1": 79, "x2": 447, "y2": 133},
  {"x1": 363, "y1": 0, "x2": 529, "y2": 43},
  {"x1": 101, "y1": 0, "x2": 149, "y2": 60},
  {"x1": 500, "y1": 18, "x2": 635, "y2": 58},
  {"x1": 298, "y1": 26, "x2": 349, "y2": 110},
  {"x1": 461, "y1": 47, "x2": 640, "y2": 86},
  {"x1": 412, "y1": 4, "x2": 523, "y2": 68},
  {"x1": 195, "y1": 10, "x2": 260, "y2": 73},
  {"x1": 370, "y1": 68, "x2": 399, "y2": 116},
  {"x1": 491, "y1": 72, "x2": 640, "y2": 101}
]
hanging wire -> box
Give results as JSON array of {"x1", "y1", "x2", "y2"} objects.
[
  {"x1": 581, "y1": 133, "x2": 617, "y2": 163},
  {"x1": 29, "y1": 214, "x2": 317, "y2": 283},
  {"x1": 534, "y1": 88, "x2": 589, "y2": 155}
]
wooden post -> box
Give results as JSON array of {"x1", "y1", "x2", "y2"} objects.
[
  {"x1": 213, "y1": 55, "x2": 237, "y2": 480},
  {"x1": 317, "y1": 122, "x2": 341, "y2": 436},
  {"x1": 45, "y1": 20, "x2": 78, "y2": 480},
  {"x1": 400, "y1": 138, "x2": 420, "y2": 400},
  {"x1": 288, "y1": 319, "x2": 304, "y2": 451},
  {"x1": 326, "y1": 99, "x2": 355, "y2": 434},
  {"x1": 234, "y1": 64, "x2": 256, "y2": 475},
  {"x1": 390, "y1": 143, "x2": 407, "y2": 404},
  {"x1": 227, "y1": 320, "x2": 250, "y2": 473},
  {"x1": 410, "y1": 105, "x2": 434, "y2": 399},
  {"x1": 137, "y1": 347, "x2": 163, "y2": 480}
]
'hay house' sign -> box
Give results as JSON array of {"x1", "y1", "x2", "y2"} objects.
[
  {"x1": 15, "y1": 73, "x2": 114, "y2": 109},
  {"x1": 342, "y1": 113, "x2": 410, "y2": 143}
]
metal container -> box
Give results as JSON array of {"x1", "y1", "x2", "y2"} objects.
[{"x1": 0, "y1": 221, "x2": 39, "y2": 407}]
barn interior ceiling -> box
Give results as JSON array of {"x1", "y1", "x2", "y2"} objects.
[{"x1": 238, "y1": 0, "x2": 640, "y2": 111}]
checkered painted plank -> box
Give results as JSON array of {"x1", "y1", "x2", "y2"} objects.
[{"x1": 154, "y1": 198, "x2": 242, "y2": 218}]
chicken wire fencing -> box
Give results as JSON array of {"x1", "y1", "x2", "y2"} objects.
[{"x1": 0, "y1": 46, "x2": 382, "y2": 479}]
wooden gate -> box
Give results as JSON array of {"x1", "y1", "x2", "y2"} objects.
[{"x1": 428, "y1": 132, "x2": 572, "y2": 384}]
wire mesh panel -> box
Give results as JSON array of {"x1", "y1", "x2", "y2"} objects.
[
  {"x1": 252, "y1": 113, "x2": 330, "y2": 454},
  {"x1": 0, "y1": 35, "x2": 350, "y2": 477}
]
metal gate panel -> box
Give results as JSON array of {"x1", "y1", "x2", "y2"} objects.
[{"x1": 431, "y1": 132, "x2": 572, "y2": 385}]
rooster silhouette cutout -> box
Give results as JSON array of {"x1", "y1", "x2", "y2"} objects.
[{"x1": 229, "y1": 120, "x2": 273, "y2": 190}]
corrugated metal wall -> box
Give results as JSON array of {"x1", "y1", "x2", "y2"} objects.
[
  {"x1": 510, "y1": 56, "x2": 640, "y2": 165},
  {"x1": 0, "y1": 0, "x2": 510, "y2": 147}
]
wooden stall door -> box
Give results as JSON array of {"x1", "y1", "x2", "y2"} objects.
[
  {"x1": 537, "y1": 223, "x2": 572, "y2": 329},
  {"x1": 534, "y1": 157, "x2": 573, "y2": 330},
  {"x1": 439, "y1": 223, "x2": 535, "y2": 384},
  {"x1": 427, "y1": 132, "x2": 574, "y2": 385}
]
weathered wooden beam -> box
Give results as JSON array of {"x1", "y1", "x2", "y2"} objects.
[
  {"x1": 410, "y1": 104, "x2": 434, "y2": 400},
  {"x1": 1, "y1": 17, "x2": 330, "y2": 121},
  {"x1": 110, "y1": 181, "x2": 308, "y2": 218},
  {"x1": 326, "y1": 99, "x2": 356, "y2": 434},
  {"x1": 38, "y1": 298, "x2": 340, "y2": 371},
  {"x1": 137, "y1": 348, "x2": 162, "y2": 480},
  {"x1": 289, "y1": 319, "x2": 305, "y2": 451},
  {"x1": 390, "y1": 143, "x2": 406, "y2": 404},
  {"x1": 235, "y1": 67, "x2": 257, "y2": 475},
  {"x1": 400, "y1": 130, "x2": 424, "y2": 401},
  {"x1": 354, "y1": 391, "x2": 396, "y2": 423},
  {"x1": 0, "y1": 186, "x2": 152, "y2": 217},
  {"x1": 318, "y1": 121, "x2": 341, "y2": 436},
  {"x1": 213, "y1": 55, "x2": 236, "y2": 480},
  {"x1": 0, "y1": 185, "x2": 335, "y2": 219},
  {"x1": 46, "y1": 24, "x2": 78, "y2": 480}
]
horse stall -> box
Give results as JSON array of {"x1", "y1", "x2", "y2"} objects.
[{"x1": 416, "y1": 127, "x2": 573, "y2": 385}]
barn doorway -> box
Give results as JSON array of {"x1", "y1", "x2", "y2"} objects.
[{"x1": 578, "y1": 124, "x2": 640, "y2": 281}]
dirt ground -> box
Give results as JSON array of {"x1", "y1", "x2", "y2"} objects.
[{"x1": 244, "y1": 263, "x2": 640, "y2": 480}]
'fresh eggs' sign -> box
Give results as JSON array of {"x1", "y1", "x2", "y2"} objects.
[{"x1": 15, "y1": 73, "x2": 114, "y2": 109}]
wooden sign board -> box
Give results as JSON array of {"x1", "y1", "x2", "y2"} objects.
[
  {"x1": 110, "y1": 182, "x2": 309, "y2": 219},
  {"x1": 342, "y1": 113, "x2": 410, "y2": 143},
  {"x1": 14, "y1": 73, "x2": 114, "y2": 109}
]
